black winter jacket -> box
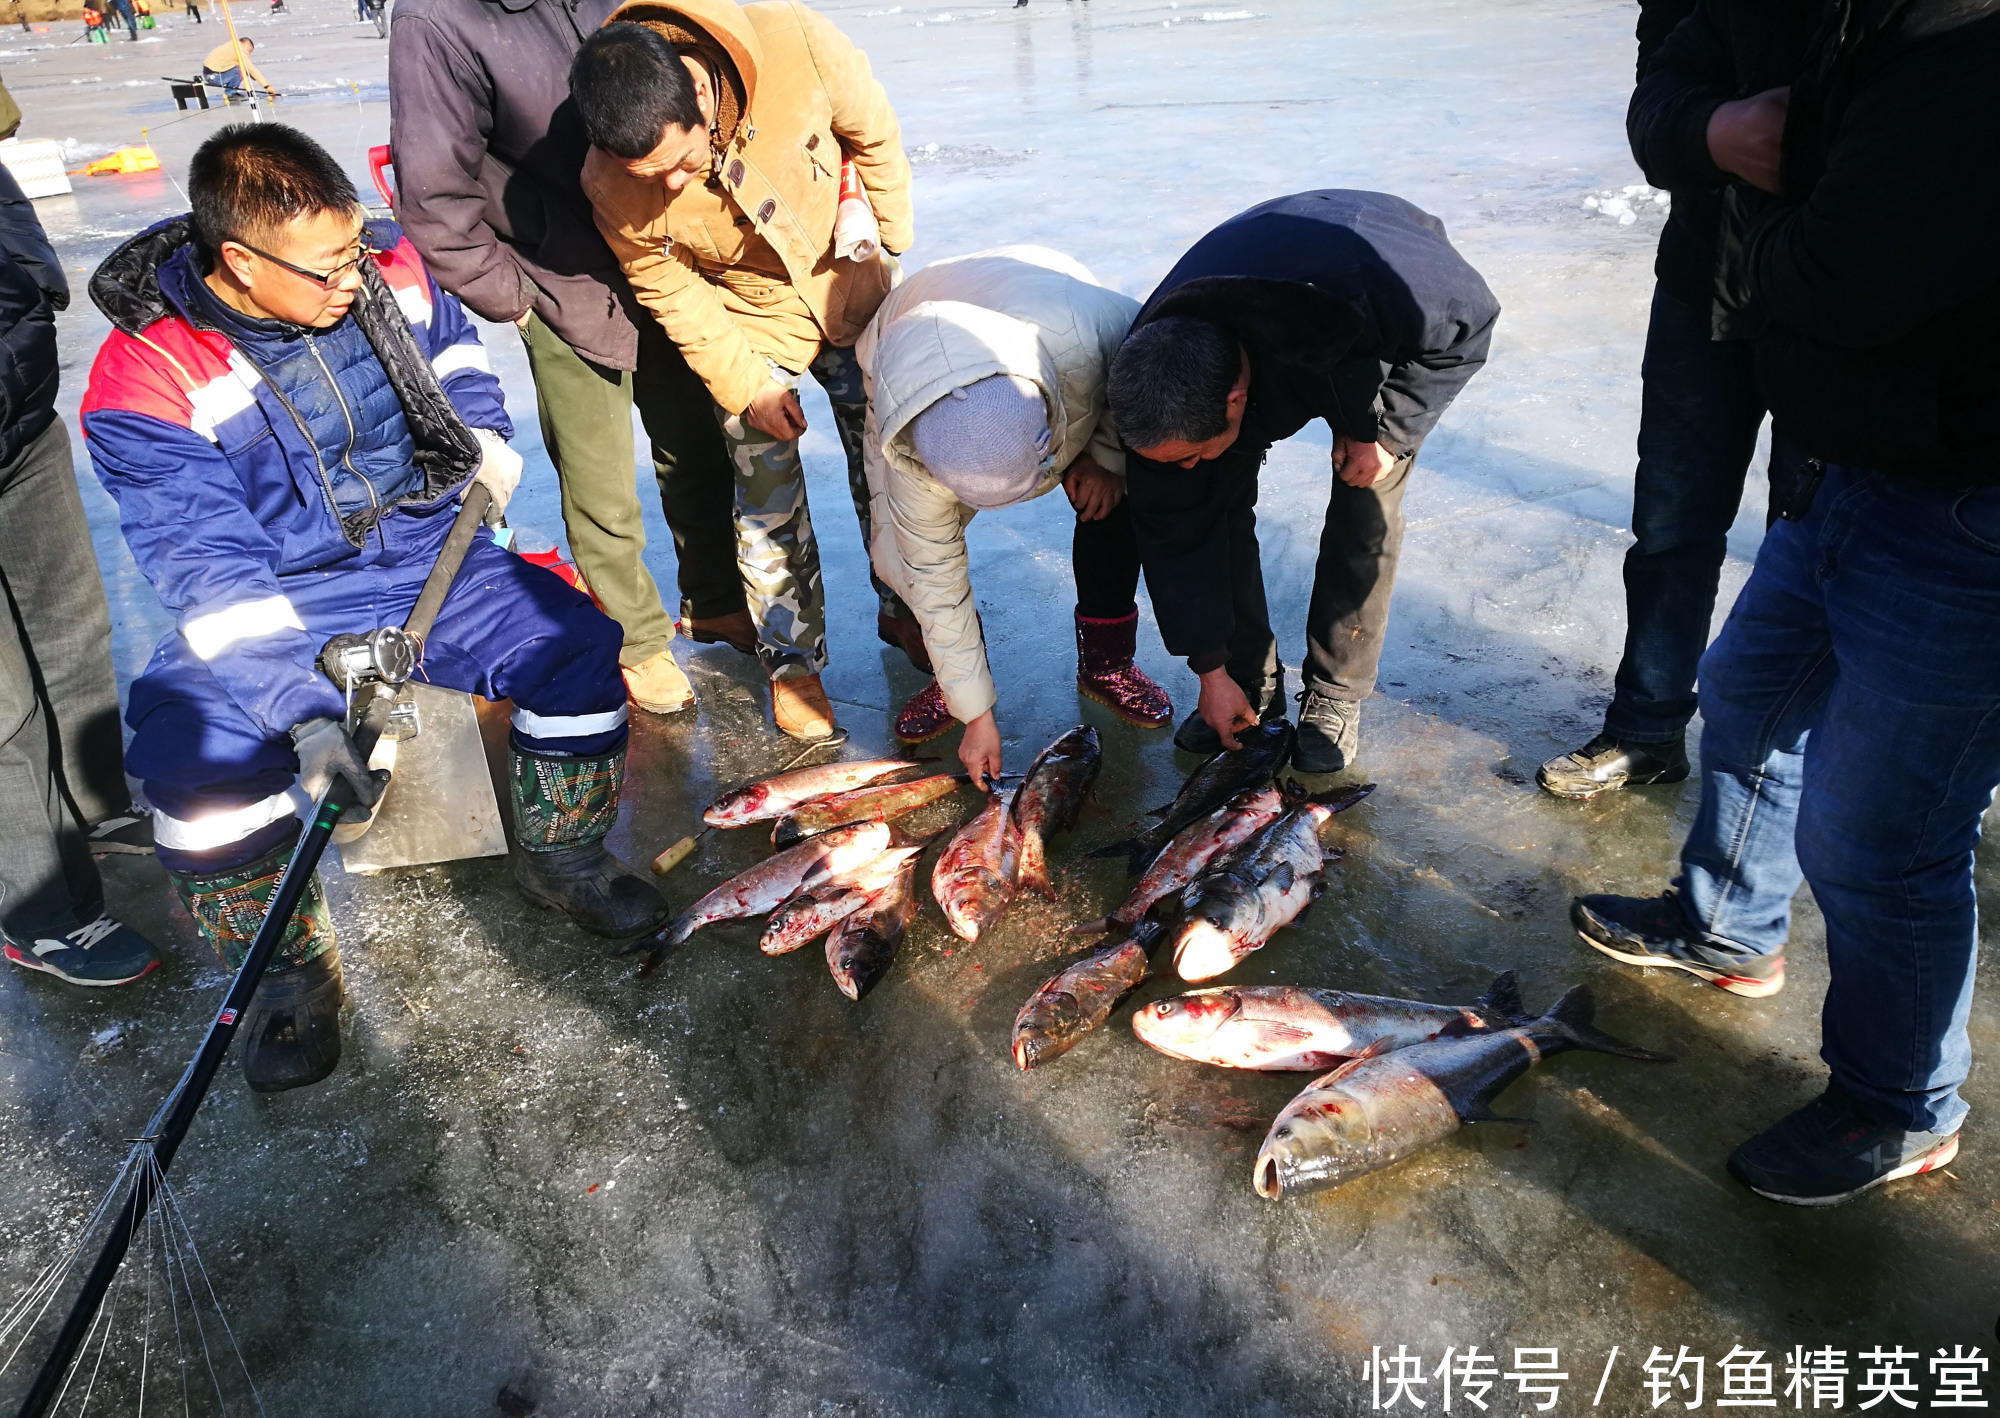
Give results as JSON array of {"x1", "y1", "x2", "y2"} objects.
[
  {"x1": 1746, "y1": 0, "x2": 2000, "y2": 481},
  {"x1": 1123, "y1": 190, "x2": 1499, "y2": 670},
  {"x1": 388, "y1": 0, "x2": 641, "y2": 369},
  {"x1": 1626, "y1": 0, "x2": 1816, "y2": 313},
  {"x1": 0, "y1": 163, "x2": 67, "y2": 466}
]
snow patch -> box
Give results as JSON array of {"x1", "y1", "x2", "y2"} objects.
[{"x1": 1582, "y1": 182, "x2": 1670, "y2": 225}]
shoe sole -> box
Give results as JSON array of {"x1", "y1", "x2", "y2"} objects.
[
  {"x1": 627, "y1": 689, "x2": 695, "y2": 715},
  {"x1": 1537, "y1": 764, "x2": 1691, "y2": 801},
  {"x1": 895, "y1": 722, "x2": 955, "y2": 746},
  {"x1": 3, "y1": 944, "x2": 160, "y2": 987},
  {"x1": 683, "y1": 629, "x2": 758, "y2": 656},
  {"x1": 1075, "y1": 681, "x2": 1172, "y2": 729},
  {"x1": 1737, "y1": 1133, "x2": 1960, "y2": 1208},
  {"x1": 1575, "y1": 926, "x2": 1785, "y2": 998}
]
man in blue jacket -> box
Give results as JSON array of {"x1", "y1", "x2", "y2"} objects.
[
  {"x1": 81, "y1": 124, "x2": 667, "y2": 1092},
  {"x1": 1108, "y1": 190, "x2": 1499, "y2": 772}
]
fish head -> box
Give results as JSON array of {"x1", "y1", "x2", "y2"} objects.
[
  {"x1": 1171, "y1": 913, "x2": 1248, "y2": 982},
  {"x1": 1254, "y1": 1085, "x2": 1372, "y2": 1200},
  {"x1": 1131, "y1": 988, "x2": 1243, "y2": 1059},
  {"x1": 702, "y1": 784, "x2": 767, "y2": 827},
  {"x1": 1231, "y1": 784, "x2": 1287, "y2": 815}
]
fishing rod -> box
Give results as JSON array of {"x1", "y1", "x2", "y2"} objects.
[{"x1": 14, "y1": 486, "x2": 492, "y2": 1418}]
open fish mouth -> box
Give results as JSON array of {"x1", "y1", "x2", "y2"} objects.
[
  {"x1": 1254, "y1": 1150, "x2": 1283, "y2": 1200},
  {"x1": 1173, "y1": 919, "x2": 1244, "y2": 982}
]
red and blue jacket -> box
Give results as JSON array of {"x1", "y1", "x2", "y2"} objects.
[{"x1": 81, "y1": 216, "x2": 512, "y2": 738}]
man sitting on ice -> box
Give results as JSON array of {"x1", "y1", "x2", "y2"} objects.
[{"x1": 81, "y1": 124, "x2": 667, "y2": 1093}]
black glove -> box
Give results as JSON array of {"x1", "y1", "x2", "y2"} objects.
[{"x1": 290, "y1": 717, "x2": 389, "y2": 808}]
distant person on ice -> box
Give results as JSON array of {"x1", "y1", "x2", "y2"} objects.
[
  {"x1": 570, "y1": 0, "x2": 923, "y2": 743},
  {"x1": 853, "y1": 245, "x2": 1174, "y2": 781},
  {"x1": 80, "y1": 125, "x2": 668, "y2": 1094},
  {"x1": 1108, "y1": 190, "x2": 1499, "y2": 773},
  {"x1": 201, "y1": 37, "x2": 277, "y2": 99}
]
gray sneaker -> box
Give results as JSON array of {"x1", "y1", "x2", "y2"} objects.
[
  {"x1": 1292, "y1": 690, "x2": 1360, "y2": 773},
  {"x1": 1538, "y1": 733, "x2": 1689, "y2": 799}
]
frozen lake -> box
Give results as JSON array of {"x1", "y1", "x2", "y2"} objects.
[{"x1": 1, "y1": 0, "x2": 1994, "y2": 1412}]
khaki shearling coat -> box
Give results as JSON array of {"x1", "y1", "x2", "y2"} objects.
[{"x1": 579, "y1": 0, "x2": 913, "y2": 414}]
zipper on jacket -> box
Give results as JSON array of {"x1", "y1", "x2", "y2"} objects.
[{"x1": 306, "y1": 331, "x2": 381, "y2": 518}]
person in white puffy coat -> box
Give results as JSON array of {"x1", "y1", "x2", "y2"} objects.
[{"x1": 854, "y1": 245, "x2": 1173, "y2": 784}]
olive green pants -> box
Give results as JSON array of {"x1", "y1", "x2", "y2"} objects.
[{"x1": 518, "y1": 314, "x2": 744, "y2": 668}]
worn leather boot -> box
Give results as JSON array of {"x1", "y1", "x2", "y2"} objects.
[
  {"x1": 510, "y1": 743, "x2": 671, "y2": 938},
  {"x1": 1074, "y1": 610, "x2": 1172, "y2": 728},
  {"x1": 167, "y1": 840, "x2": 343, "y2": 1092},
  {"x1": 770, "y1": 672, "x2": 839, "y2": 742},
  {"x1": 894, "y1": 679, "x2": 955, "y2": 744},
  {"x1": 876, "y1": 611, "x2": 934, "y2": 674},
  {"x1": 1293, "y1": 689, "x2": 1361, "y2": 774},
  {"x1": 622, "y1": 649, "x2": 695, "y2": 714},
  {"x1": 682, "y1": 609, "x2": 758, "y2": 656},
  {"x1": 1537, "y1": 732, "x2": 1689, "y2": 799}
]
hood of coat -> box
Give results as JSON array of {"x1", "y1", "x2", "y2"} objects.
[
  {"x1": 1135, "y1": 274, "x2": 1364, "y2": 372},
  {"x1": 90, "y1": 216, "x2": 193, "y2": 336},
  {"x1": 604, "y1": 0, "x2": 761, "y2": 130},
  {"x1": 868, "y1": 299, "x2": 1064, "y2": 501}
]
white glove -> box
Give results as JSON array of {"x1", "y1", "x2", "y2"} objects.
[
  {"x1": 470, "y1": 428, "x2": 522, "y2": 526},
  {"x1": 291, "y1": 717, "x2": 387, "y2": 809}
]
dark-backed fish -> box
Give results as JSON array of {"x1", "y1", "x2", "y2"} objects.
[
  {"x1": 1011, "y1": 922, "x2": 1164, "y2": 1070},
  {"x1": 757, "y1": 847, "x2": 920, "y2": 956},
  {"x1": 932, "y1": 789, "x2": 1021, "y2": 941},
  {"x1": 1077, "y1": 786, "x2": 1286, "y2": 934},
  {"x1": 1169, "y1": 789, "x2": 1373, "y2": 981},
  {"x1": 1011, "y1": 726, "x2": 1101, "y2": 898},
  {"x1": 1253, "y1": 986, "x2": 1672, "y2": 1200},
  {"x1": 1088, "y1": 720, "x2": 1298, "y2": 875},
  {"x1": 1132, "y1": 971, "x2": 1528, "y2": 1071},
  {"x1": 826, "y1": 854, "x2": 924, "y2": 1001}
]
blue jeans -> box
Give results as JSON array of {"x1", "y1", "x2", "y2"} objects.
[
  {"x1": 1672, "y1": 466, "x2": 2000, "y2": 1133},
  {"x1": 1603, "y1": 285, "x2": 1808, "y2": 744}
]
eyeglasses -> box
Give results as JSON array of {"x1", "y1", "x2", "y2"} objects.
[{"x1": 231, "y1": 235, "x2": 378, "y2": 288}]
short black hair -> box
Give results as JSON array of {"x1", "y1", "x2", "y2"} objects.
[
  {"x1": 1107, "y1": 317, "x2": 1242, "y2": 452},
  {"x1": 188, "y1": 122, "x2": 357, "y2": 265},
  {"x1": 570, "y1": 23, "x2": 704, "y2": 160}
]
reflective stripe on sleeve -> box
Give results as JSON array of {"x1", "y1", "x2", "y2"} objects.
[
  {"x1": 182, "y1": 594, "x2": 307, "y2": 661},
  {"x1": 509, "y1": 705, "x2": 629, "y2": 740},
  {"x1": 152, "y1": 788, "x2": 307, "y2": 852},
  {"x1": 393, "y1": 282, "x2": 433, "y2": 327},
  {"x1": 430, "y1": 343, "x2": 490, "y2": 378}
]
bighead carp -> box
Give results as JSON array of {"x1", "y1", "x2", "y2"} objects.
[
  {"x1": 1132, "y1": 972, "x2": 1529, "y2": 1071},
  {"x1": 771, "y1": 773, "x2": 975, "y2": 848},
  {"x1": 1011, "y1": 922, "x2": 1164, "y2": 1070},
  {"x1": 1088, "y1": 720, "x2": 1296, "y2": 876},
  {"x1": 826, "y1": 854, "x2": 924, "y2": 1001},
  {"x1": 1078, "y1": 786, "x2": 1287, "y2": 935},
  {"x1": 932, "y1": 789, "x2": 1021, "y2": 942},
  {"x1": 1011, "y1": 726, "x2": 1101, "y2": 898},
  {"x1": 1168, "y1": 790, "x2": 1373, "y2": 982},
  {"x1": 1253, "y1": 985, "x2": 1672, "y2": 1200}
]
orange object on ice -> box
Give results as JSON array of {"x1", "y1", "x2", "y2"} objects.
[{"x1": 81, "y1": 146, "x2": 161, "y2": 176}]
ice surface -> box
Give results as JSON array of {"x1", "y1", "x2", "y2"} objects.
[{"x1": 2, "y1": 1, "x2": 1995, "y2": 1414}]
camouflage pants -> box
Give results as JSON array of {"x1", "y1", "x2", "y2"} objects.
[{"x1": 716, "y1": 344, "x2": 913, "y2": 681}]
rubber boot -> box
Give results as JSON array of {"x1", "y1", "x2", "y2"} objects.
[
  {"x1": 510, "y1": 742, "x2": 671, "y2": 938},
  {"x1": 167, "y1": 840, "x2": 343, "y2": 1093},
  {"x1": 1074, "y1": 610, "x2": 1172, "y2": 728}
]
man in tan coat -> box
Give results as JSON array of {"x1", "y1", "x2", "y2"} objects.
[{"x1": 572, "y1": 0, "x2": 921, "y2": 741}]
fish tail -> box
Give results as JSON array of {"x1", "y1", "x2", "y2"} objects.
[
  {"x1": 1068, "y1": 915, "x2": 1116, "y2": 938},
  {"x1": 1084, "y1": 835, "x2": 1138, "y2": 863},
  {"x1": 1018, "y1": 831, "x2": 1053, "y2": 897},
  {"x1": 1309, "y1": 782, "x2": 1376, "y2": 812},
  {"x1": 1539, "y1": 985, "x2": 1675, "y2": 1062},
  {"x1": 1474, "y1": 969, "x2": 1528, "y2": 1025}
]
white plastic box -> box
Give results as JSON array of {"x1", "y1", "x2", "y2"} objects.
[{"x1": 0, "y1": 138, "x2": 74, "y2": 199}]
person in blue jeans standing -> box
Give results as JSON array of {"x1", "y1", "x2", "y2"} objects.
[
  {"x1": 1571, "y1": 0, "x2": 2000, "y2": 1205},
  {"x1": 1537, "y1": 0, "x2": 1811, "y2": 800}
]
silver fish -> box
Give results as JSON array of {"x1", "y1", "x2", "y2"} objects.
[
  {"x1": 1012, "y1": 726, "x2": 1101, "y2": 898},
  {"x1": 826, "y1": 854, "x2": 924, "y2": 1001},
  {"x1": 931, "y1": 789, "x2": 1021, "y2": 942},
  {"x1": 702, "y1": 758, "x2": 934, "y2": 829},
  {"x1": 1253, "y1": 986, "x2": 1672, "y2": 1200},
  {"x1": 1011, "y1": 922, "x2": 1164, "y2": 1070},
  {"x1": 1132, "y1": 971, "x2": 1527, "y2": 1071},
  {"x1": 757, "y1": 849, "x2": 920, "y2": 956},
  {"x1": 1078, "y1": 786, "x2": 1287, "y2": 934}
]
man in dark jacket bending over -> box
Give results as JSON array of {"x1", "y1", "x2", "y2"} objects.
[
  {"x1": 1108, "y1": 190, "x2": 1499, "y2": 772},
  {"x1": 81, "y1": 125, "x2": 667, "y2": 1093}
]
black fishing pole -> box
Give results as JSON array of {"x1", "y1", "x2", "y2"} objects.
[{"x1": 15, "y1": 486, "x2": 492, "y2": 1418}]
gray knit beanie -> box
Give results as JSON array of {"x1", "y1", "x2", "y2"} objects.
[{"x1": 908, "y1": 374, "x2": 1052, "y2": 510}]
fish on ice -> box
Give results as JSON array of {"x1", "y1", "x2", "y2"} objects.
[
  {"x1": 1252, "y1": 985, "x2": 1672, "y2": 1200},
  {"x1": 1076, "y1": 784, "x2": 1288, "y2": 935},
  {"x1": 771, "y1": 772, "x2": 977, "y2": 848},
  {"x1": 1011, "y1": 726, "x2": 1101, "y2": 898},
  {"x1": 1011, "y1": 922, "x2": 1164, "y2": 1070},
  {"x1": 1132, "y1": 971, "x2": 1529, "y2": 1071},
  {"x1": 701, "y1": 757, "x2": 934, "y2": 829},
  {"x1": 931, "y1": 788, "x2": 1021, "y2": 942},
  {"x1": 1088, "y1": 720, "x2": 1296, "y2": 876},
  {"x1": 827, "y1": 853, "x2": 925, "y2": 1001}
]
